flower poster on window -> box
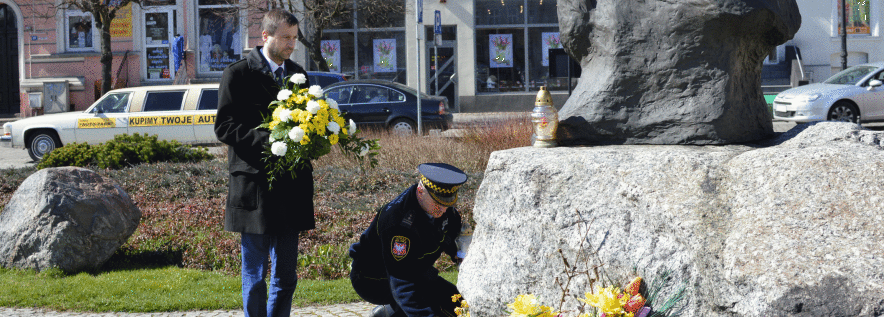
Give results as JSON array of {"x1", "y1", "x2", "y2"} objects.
[
  {"x1": 489, "y1": 34, "x2": 513, "y2": 68},
  {"x1": 373, "y1": 39, "x2": 396, "y2": 73},
  {"x1": 321, "y1": 40, "x2": 341, "y2": 72},
  {"x1": 542, "y1": 32, "x2": 561, "y2": 67},
  {"x1": 838, "y1": 0, "x2": 871, "y2": 35}
]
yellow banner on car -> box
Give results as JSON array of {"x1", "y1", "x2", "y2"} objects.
[
  {"x1": 129, "y1": 115, "x2": 194, "y2": 127},
  {"x1": 128, "y1": 115, "x2": 216, "y2": 127},
  {"x1": 194, "y1": 114, "x2": 216, "y2": 125},
  {"x1": 78, "y1": 118, "x2": 116, "y2": 129}
]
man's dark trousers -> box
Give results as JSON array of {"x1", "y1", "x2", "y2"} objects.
[{"x1": 350, "y1": 269, "x2": 459, "y2": 317}]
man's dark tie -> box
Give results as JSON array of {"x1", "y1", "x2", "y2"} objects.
[{"x1": 274, "y1": 67, "x2": 285, "y2": 86}]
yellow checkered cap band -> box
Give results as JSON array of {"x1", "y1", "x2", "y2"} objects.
[{"x1": 421, "y1": 175, "x2": 461, "y2": 195}]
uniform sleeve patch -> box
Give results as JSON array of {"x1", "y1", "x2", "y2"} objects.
[{"x1": 391, "y1": 236, "x2": 410, "y2": 261}]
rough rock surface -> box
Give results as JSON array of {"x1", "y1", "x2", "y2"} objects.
[
  {"x1": 555, "y1": 0, "x2": 801, "y2": 145},
  {"x1": 0, "y1": 167, "x2": 141, "y2": 272},
  {"x1": 459, "y1": 122, "x2": 884, "y2": 316}
]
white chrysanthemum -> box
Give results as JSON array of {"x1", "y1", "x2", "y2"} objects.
[
  {"x1": 308, "y1": 85, "x2": 324, "y2": 98},
  {"x1": 290, "y1": 73, "x2": 307, "y2": 85},
  {"x1": 327, "y1": 121, "x2": 340, "y2": 135},
  {"x1": 326, "y1": 98, "x2": 339, "y2": 110},
  {"x1": 288, "y1": 126, "x2": 305, "y2": 142},
  {"x1": 278, "y1": 109, "x2": 292, "y2": 122},
  {"x1": 306, "y1": 100, "x2": 321, "y2": 114},
  {"x1": 271, "y1": 141, "x2": 287, "y2": 156},
  {"x1": 277, "y1": 89, "x2": 293, "y2": 101},
  {"x1": 269, "y1": 134, "x2": 278, "y2": 142},
  {"x1": 349, "y1": 119, "x2": 357, "y2": 134},
  {"x1": 359, "y1": 144, "x2": 370, "y2": 157}
]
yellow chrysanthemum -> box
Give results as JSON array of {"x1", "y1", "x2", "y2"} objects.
[
  {"x1": 299, "y1": 123, "x2": 312, "y2": 134},
  {"x1": 341, "y1": 128, "x2": 348, "y2": 135},
  {"x1": 298, "y1": 88, "x2": 309, "y2": 95},
  {"x1": 507, "y1": 294, "x2": 558, "y2": 317},
  {"x1": 452, "y1": 294, "x2": 462, "y2": 303},
  {"x1": 269, "y1": 120, "x2": 279, "y2": 130},
  {"x1": 334, "y1": 116, "x2": 346, "y2": 127},
  {"x1": 578, "y1": 286, "x2": 629, "y2": 316},
  {"x1": 329, "y1": 108, "x2": 340, "y2": 117},
  {"x1": 300, "y1": 134, "x2": 310, "y2": 145},
  {"x1": 329, "y1": 134, "x2": 339, "y2": 145}
]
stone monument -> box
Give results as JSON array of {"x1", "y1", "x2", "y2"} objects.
[
  {"x1": 0, "y1": 167, "x2": 141, "y2": 272},
  {"x1": 555, "y1": 0, "x2": 801, "y2": 145}
]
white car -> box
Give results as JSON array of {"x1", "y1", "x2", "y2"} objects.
[
  {"x1": 1, "y1": 84, "x2": 220, "y2": 161},
  {"x1": 773, "y1": 62, "x2": 884, "y2": 123}
]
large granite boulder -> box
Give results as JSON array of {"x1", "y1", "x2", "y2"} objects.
[
  {"x1": 459, "y1": 122, "x2": 884, "y2": 316},
  {"x1": 0, "y1": 167, "x2": 141, "y2": 272},
  {"x1": 556, "y1": 0, "x2": 801, "y2": 145}
]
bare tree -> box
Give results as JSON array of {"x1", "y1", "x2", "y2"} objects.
[
  {"x1": 58, "y1": 0, "x2": 142, "y2": 95},
  {"x1": 254, "y1": 0, "x2": 407, "y2": 72}
]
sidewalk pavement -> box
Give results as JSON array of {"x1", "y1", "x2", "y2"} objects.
[{"x1": 0, "y1": 302, "x2": 375, "y2": 317}]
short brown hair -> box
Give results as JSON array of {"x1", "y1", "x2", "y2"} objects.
[{"x1": 262, "y1": 9, "x2": 299, "y2": 36}]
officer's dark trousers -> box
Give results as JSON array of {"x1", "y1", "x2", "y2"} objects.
[{"x1": 350, "y1": 270, "x2": 459, "y2": 317}]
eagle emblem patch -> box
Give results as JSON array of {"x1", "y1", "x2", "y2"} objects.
[{"x1": 391, "y1": 236, "x2": 410, "y2": 261}]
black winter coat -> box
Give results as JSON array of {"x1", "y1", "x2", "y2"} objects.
[
  {"x1": 349, "y1": 184, "x2": 462, "y2": 316},
  {"x1": 214, "y1": 47, "x2": 314, "y2": 234}
]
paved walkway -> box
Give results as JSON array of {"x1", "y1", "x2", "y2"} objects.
[{"x1": 0, "y1": 302, "x2": 374, "y2": 317}]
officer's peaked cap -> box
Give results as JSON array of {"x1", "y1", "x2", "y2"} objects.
[{"x1": 418, "y1": 163, "x2": 467, "y2": 207}]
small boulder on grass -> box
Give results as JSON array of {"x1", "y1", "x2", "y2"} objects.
[{"x1": 0, "y1": 167, "x2": 141, "y2": 273}]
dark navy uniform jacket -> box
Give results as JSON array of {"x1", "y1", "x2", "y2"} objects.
[{"x1": 349, "y1": 184, "x2": 461, "y2": 316}]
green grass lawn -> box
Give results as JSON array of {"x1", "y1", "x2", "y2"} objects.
[{"x1": 0, "y1": 266, "x2": 458, "y2": 312}]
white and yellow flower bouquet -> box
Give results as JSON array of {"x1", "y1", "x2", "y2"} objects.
[{"x1": 258, "y1": 73, "x2": 379, "y2": 187}]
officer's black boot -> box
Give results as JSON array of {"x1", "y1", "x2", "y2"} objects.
[{"x1": 368, "y1": 304, "x2": 394, "y2": 317}]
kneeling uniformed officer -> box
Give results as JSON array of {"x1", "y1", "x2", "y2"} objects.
[{"x1": 349, "y1": 163, "x2": 468, "y2": 317}]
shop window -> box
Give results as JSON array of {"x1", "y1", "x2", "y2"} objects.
[
  {"x1": 356, "y1": 0, "x2": 405, "y2": 28},
  {"x1": 476, "y1": 0, "x2": 526, "y2": 26},
  {"x1": 316, "y1": 32, "x2": 355, "y2": 75},
  {"x1": 476, "y1": 29, "x2": 525, "y2": 93},
  {"x1": 528, "y1": 0, "x2": 558, "y2": 24},
  {"x1": 145, "y1": 0, "x2": 176, "y2": 6},
  {"x1": 65, "y1": 10, "x2": 95, "y2": 52},
  {"x1": 357, "y1": 31, "x2": 406, "y2": 84},
  {"x1": 835, "y1": 0, "x2": 872, "y2": 35},
  {"x1": 198, "y1": 6, "x2": 241, "y2": 73},
  {"x1": 528, "y1": 27, "x2": 569, "y2": 91}
]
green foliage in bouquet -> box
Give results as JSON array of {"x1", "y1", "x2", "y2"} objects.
[{"x1": 257, "y1": 74, "x2": 380, "y2": 188}]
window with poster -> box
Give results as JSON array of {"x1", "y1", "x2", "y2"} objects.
[
  {"x1": 834, "y1": 0, "x2": 872, "y2": 35},
  {"x1": 65, "y1": 9, "x2": 95, "y2": 52},
  {"x1": 475, "y1": 0, "x2": 561, "y2": 93},
  {"x1": 198, "y1": 0, "x2": 242, "y2": 73}
]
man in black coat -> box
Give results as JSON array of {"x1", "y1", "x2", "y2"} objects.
[
  {"x1": 349, "y1": 163, "x2": 467, "y2": 317},
  {"x1": 214, "y1": 9, "x2": 312, "y2": 317}
]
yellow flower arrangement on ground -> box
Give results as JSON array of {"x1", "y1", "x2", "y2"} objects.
[{"x1": 258, "y1": 74, "x2": 379, "y2": 188}]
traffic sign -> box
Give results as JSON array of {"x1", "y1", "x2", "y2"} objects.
[{"x1": 434, "y1": 10, "x2": 442, "y2": 34}]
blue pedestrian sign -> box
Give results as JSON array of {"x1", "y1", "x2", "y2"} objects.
[{"x1": 434, "y1": 10, "x2": 442, "y2": 34}]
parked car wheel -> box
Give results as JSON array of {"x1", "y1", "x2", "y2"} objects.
[
  {"x1": 390, "y1": 118, "x2": 416, "y2": 135},
  {"x1": 28, "y1": 130, "x2": 61, "y2": 161},
  {"x1": 827, "y1": 101, "x2": 859, "y2": 123}
]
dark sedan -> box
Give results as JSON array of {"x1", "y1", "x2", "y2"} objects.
[{"x1": 323, "y1": 80, "x2": 453, "y2": 134}]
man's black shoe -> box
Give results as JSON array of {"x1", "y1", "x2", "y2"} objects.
[{"x1": 369, "y1": 304, "x2": 394, "y2": 317}]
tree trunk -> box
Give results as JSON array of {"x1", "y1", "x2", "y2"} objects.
[
  {"x1": 298, "y1": 28, "x2": 329, "y2": 72},
  {"x1": 99, "y1": 12, "x2": 114, "y2": 95}
]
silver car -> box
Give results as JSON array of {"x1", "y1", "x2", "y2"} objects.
[{"x1": 773, "y1": 62, "x2": 884, "y2": 123}]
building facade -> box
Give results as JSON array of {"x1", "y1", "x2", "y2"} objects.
[{"x1": 2, "y1": 0, "x2": 874, "y2": 118}]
